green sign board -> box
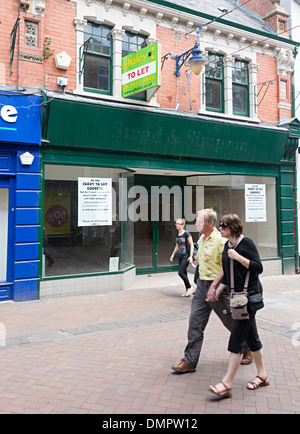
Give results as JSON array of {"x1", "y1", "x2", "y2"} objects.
[{"x1": 122, "y1": 42, "x2": 161, "y2": 100}]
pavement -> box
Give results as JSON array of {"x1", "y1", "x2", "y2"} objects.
[{"x1": 0, "y1": 272, "x2": 299, "y2": 415}]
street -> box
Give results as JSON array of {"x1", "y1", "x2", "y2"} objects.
[{"x1": 0, "y1": 272, "x2": 299, "y2": 414}]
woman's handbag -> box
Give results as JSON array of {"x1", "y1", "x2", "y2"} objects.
[
  {"x1": 248, "y1": 292, "x2": 264, "y2": 311},
  {"x1": 229, "y1": 258, "x2": 250, "y2": 320}
]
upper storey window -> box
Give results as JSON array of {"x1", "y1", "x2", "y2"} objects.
[
  {"x1": 122, "y1": 31, "x2": 147, "y2": 100},
  {"x1": 205, "y1": 53, "x2": 224, "y2": 113},
  {"x1": 232, "y1": 60, "x2": 249, "y2": 116},
  {"x1": 83, "y1": 22, "x2": 112, "y2": 94}
]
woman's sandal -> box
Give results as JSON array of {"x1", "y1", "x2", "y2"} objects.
[
  {"x1": 209, "y1": 382, "x2": 232, "y2": 399},
  {"x1": 185, "y1": 287, "x2": 194, "y2": 297},
  {"x1": 246, "y1": 376, "x2": 269, "y2": 390}
]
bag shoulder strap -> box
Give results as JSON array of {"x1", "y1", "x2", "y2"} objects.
[
  {"x1": 230, "y1": 258, "x2": 234, "y2": 291},
  {"x1": 230, "y1": 258, "x2": 250, "y2": 293},
  {"x1": 244, "y1": 269, "x2": 250, "y2": 290},
  {"x1": 229, "y1": 235, "x2": 250, "y2": 293}
]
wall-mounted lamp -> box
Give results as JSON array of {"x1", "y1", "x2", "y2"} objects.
[
  {"x1": 172, "y1": 8, "x2": 228, "y2": 77},
  {"x1": 172, "y1": 42, "x2": 208, "y2": 76}
]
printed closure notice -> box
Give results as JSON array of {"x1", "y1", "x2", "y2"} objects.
[
  {"x1": 245, "y1": 184, "x2": 266, "y2": 222},
  {"x1": 78, "y1": 178, "x2": 112, "y2": 226}
]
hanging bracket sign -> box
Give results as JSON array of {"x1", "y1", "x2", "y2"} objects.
[{"x1": 122, "y1": 42, "x2": 161, "y2": 100}]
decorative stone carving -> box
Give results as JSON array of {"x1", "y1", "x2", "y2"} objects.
[
  {"x1": 214, "y1": 29, "x2": 221, "y2": 40},
  {"x1": 20, "y1": 0, "x2": 30, "y2": 12},
  {"x1": 226, "y1": 33, "x2": 234, "y2": 44},
  {"x1": 123, "y1": 2, "x2": 130, "y2": 16},
  {"x1": 171, "y1": 17, "x2": 179, "y2": 29},
  {"x1": 223, "y1": 55, "x2": 234, "y2": 68},
  {"x1": 74, "y1": 18, "x2": 88, "y2": 32},
  {"x1": 25, "y1": 21, "x2": 38, "y2": 48},
  {"x1": 105, "y1": 0, "x2": 113, "y2": 11},
  {"x1": 139, "y1": 7, "x2": 147, "y2": 21},
  {"x1": 239, "y1": 37, "x2": 246, "y2": 46},
  {"x1": 186, "y1": 21, "x2": 193, "y2": 32},
  {"x1": 111, "y1": 28, "x2": 125, "y2": 40},
  {"x1": 35, "y1": 0, "x2": 45, "y2": 15},
  {"x1": 276, "y1": 49, "x2": 295, "y2": 75},
  {"x1": 248, "y1": 62, "x2": 260, "y2": 74},
  {"x1": 19, "y1": 52, "x2": 43, "y2": 63},
  {"x1": 156, "y1": 12, "x2": 163, "y2": 24},
  {"x1": 262, "y1": 43, "x2": 270, "y2": 53}
]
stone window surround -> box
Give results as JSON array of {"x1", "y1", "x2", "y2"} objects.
[
  {"x1": 74, "y1": 12, "x2": 158, "y2": 107},
  {"x1": 200, "y1": 50, "x2": 259, "y2": 121},
  {"x1": 75, "y1": 15, "x2": 260, "y2": 117}
]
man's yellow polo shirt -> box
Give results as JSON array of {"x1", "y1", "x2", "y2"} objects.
[{"x1": 197, "y1": 228, "x2": 226, "y2": 281}]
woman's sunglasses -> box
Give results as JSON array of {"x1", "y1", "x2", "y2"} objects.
[{"x1": 219, "y1": 222, "x2": 228, "y2": 229}]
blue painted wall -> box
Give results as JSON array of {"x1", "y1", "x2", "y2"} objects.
[{"x1": 0, "y1": 92, "x2": 41, "y2": 302}]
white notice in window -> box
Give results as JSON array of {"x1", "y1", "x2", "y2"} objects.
[
  {"x1": 78, "y1": 177, "x2": 112, "y2": 226},
  {"x1": 109, "y1": 257, "x2": 119, "y2": 272},
  {"x1": 245, "y1": 184, "x2": 266, "y2": 222}
]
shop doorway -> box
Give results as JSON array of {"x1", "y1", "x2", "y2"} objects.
[
  {"x1": 134, "y1": 175, "x2": 184, "y2": 274},
  {"x1": 0, "y1": 178, "x2": 13, "y2": 300}
]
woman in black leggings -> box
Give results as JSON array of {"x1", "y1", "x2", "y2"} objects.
[{"x1": 170, "y1": 218, "x2": 194, "y2": 297}]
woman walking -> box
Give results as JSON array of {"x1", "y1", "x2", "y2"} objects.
[
  {"x1": 170, "y1": 218, "x2": 194, "y2": 297},
  {"x1": 208, "y1": 213, "x2": 268, "y2": 398}
]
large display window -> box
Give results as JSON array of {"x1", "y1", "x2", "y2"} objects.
[
  {"x1": 43, "y1": 165, "x2": 134, "y2": 277},
  {"x1": 187, "y1": 174, "x2": 278, "y2": 259}
]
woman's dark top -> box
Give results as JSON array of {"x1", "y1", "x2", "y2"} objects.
[
  {"x1": 176, "y1": 231, "x2": 192, "y2": 256},
  {"x1": 221, "y1": 236, "x2": 263, "y2": 297}
]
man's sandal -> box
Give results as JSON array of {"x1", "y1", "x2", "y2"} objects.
[
  {"x1": 209, "y1": 382, "x2": 232, "y2": 399},
  {"x1": 246, "y1": 376, "x2": 269, "y2": 390}
]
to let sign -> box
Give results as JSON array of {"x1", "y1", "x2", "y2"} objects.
[{"x1": 121, "y1": 42, "x2": 161, "y2": 100}]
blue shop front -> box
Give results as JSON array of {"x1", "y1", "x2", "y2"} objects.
[{"x1": 0, "y1": 91, "x2": 41, "y2": 301}]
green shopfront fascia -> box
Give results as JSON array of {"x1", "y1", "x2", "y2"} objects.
[{"x1": 40, "y1": 95, "x2": 299, "y2": 298}]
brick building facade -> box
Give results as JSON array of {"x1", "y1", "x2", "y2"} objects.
[{"x1": 0, "y1": 0, "x2": 299, "y2": 301}]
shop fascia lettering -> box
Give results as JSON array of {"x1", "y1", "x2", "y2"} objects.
[
  {"x1": 0, "y1": 94, "x2": 41, "y2": 144},
  {"x1": 0, "y1": 105, "x2": 18, "y2": 123}
]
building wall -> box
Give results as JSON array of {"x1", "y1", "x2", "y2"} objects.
[
  {"x1": 0, "y1": 0, "x2": 295, "y2": 123},
  {"x1": 0, "y1": 1, "x2": 20, "y2": 85},
  {"x1": 256, "y1": 52, "x2": 294, "y2": 124},
  {"x1": 0, "y1": 0, "x2": 76, "y2": 90},
  {"x1": 0, "y1": 0, "x2": 299, "y2": 302},
  {"x1": 156, "y1": 26, "x2": 201, "y2": 112},
  {"x1": 155, "y1": 20, "x2": 294, "y2": 122}
]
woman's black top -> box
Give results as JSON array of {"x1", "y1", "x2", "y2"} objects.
[
  {"x1": 176, "y1": 231, "x2": 191, "y2": 256},
  {"x1": 221, "y1": 236, "x2": 263, "y2": 296}
]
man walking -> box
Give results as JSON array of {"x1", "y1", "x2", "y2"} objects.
[{"x1": 172, "y1": 208, "x2": 251, "y2": 373}]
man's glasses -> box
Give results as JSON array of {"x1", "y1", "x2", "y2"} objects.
[{"x1": 219, "y1": 222, "x2": 228, "y2": 229}]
